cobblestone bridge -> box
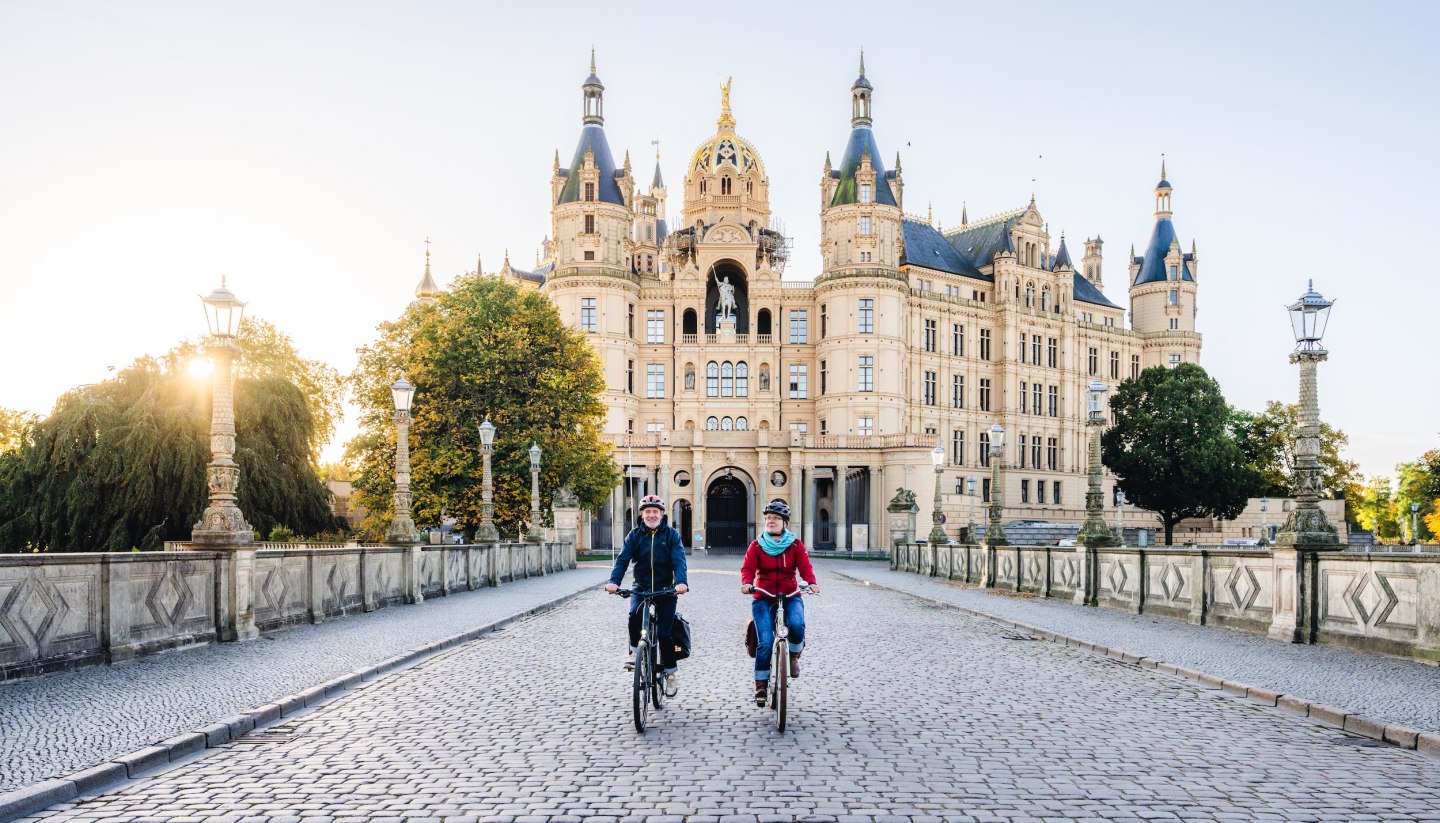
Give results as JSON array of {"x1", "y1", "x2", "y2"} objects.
[{"x1": 3, "y1": 558, "x2": 1439, "y2": 822}]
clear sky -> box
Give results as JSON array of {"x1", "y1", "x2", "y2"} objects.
[{"x1": 2, "y1": 1, "x2": 1436, "y2": 479}]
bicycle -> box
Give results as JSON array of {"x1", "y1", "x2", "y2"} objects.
[
  {"x1": 749, "y1": 584, "x2": 813, "y2": 732},
  {"x1": 615, "y1": 586, "x2": 675, "y2": 733}
]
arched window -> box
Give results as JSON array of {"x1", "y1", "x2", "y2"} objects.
[
  {"x1": 736, "y1": 362, "x2": 748, "y2": 397},
  {"x1": 757, "y1": 309, "x2": 772, "y2": 336},
  {"x1": 736, "y1": 417, "x2": 748, "y2": 431},
  {"x1": 706, "y1": 362, "x2": 719, "y2": 397},
  {"x1": 721, "y1": 416, "x2": 733, "y2": 430},
  {"x1": 721, "y1": 362, "x2": 734, "y2": 397},
  {"x1": 721, "y1": 177, "x2": 732, "y2": 195},
  {"x1": 683, "y1": 309, "x2": 698, "y2": 335},
  {"x1": 706, "y1": 416, "x2": 719, "y2": 430}
]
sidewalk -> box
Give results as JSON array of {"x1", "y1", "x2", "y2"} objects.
[
  {"x1": 821, "y1": 559, "x2": 1440, "y2": 738},
  {"x1": 0, "y1": 567, "x2": 608, "y2": 795}
]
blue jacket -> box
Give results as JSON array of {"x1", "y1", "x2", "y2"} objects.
[{"x1": 609, "y1": 517, "x2": 688, "y2": 591}]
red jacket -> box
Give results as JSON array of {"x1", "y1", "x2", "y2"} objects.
[{"x1": 740, "y1": 537, "x2": 817, "y2": 599}]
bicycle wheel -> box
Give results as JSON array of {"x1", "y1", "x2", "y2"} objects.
[
  {"x1": 632, "y1": 641, "x2": 650, "y2": 733},
  {"x1": 773, "y1": 643, "x2": 789, "y2": 732}
]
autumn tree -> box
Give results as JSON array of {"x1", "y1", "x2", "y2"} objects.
[
  {"x1": 1351, "y1": 475, "x2": 1403, "y2": 542},
  {"x1": 1233, "y1": 400, "x2": 1359, "y2": 498},
  {"x1": 0, "y1": 407, "x2": 34, "y2": 455},
  {"x1": 1102, "y1": 364, "x2": 1261, "y2": 545},
  {"x1": 347, "y1": 275, "x2": 617, "y2": 541}
]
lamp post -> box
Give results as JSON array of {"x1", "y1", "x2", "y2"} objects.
[
  {"x1": 1275, "y1": 281, "x2": 1340, "y2": 548},
  {"x1": 1259, "y1": 496, "x2": 1269, "y2": 546},
  {"x1": 1080, "y1": 379, "x2": 1118, "y2": 548},
  {"x1": 985, "y1": 422, "x2": 1008, "y2": 546},
  {"x1": 476, "y1": 418, "x2": 499, "y2": 542},
  {"x1": 1115, "y1": 489, "x2": 1127, "y2": 546},
  {"x1": 929, "y1": 442, "x2": 948, "y2": 545},
  {"x1": 966, "y1": 475, "x2": 978, "y2": 545},
  {"x1": 527, "y1": 441, "x2": 543, "y2": 543},
  {"x1": 384, "y1": 378, "x2": 421, "y2": 545},
  {"x1": 192, "y1": 279, "x2": 255, "y2": 546},
  {"x1": 1412, "y1": 502, "x2": 1421, "y2": 547}
]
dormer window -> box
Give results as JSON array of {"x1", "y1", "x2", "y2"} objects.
[
  {"x1": 860, "y1": 184, "x2": 872, "y2": 204},
  {"x1": 1168, "y1": 264, "x2": 1178, "y2": 280},
  {"x1": 584, "y1": 182, "x2": 595, "y2": 202}
]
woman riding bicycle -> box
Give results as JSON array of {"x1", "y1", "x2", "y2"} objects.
[
  {"x1": 740, "y1": 499, "x2": 818, "y2": 707},
  {"x1": 606, "y1": 494, "x2": 689, "y2": 696}
]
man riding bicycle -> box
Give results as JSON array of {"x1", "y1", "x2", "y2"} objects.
[
  {"x1": 606, "y1": 494, "x2": 689, "y2": 696},
  {"x1": 740, "y1": 499, "x2": 818, "y2": 707}
]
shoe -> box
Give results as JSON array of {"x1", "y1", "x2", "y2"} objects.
[
  {"x1": 788, "y1": 651, "x2": 801, "y2": 678},
  {"x1": 664, "y1": 672, "x2": 678, "y2": 697},
  {"x1": 754, "y1": 679, "x2": 767, "y2": 708},
  {"x1": 624, "y1": 659, "x2": 634, "y2": 671}
]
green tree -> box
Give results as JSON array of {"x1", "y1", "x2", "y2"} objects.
[
  {"x1": 1233, "y1": 400, "x2": 1359, "y2": 497},
  {"x1": 1396, "y1": 459, "x2": 1436, "y2": 543},
  {"x1": 347, "y1": 275, "x2": 617, "y2": 540},
  {"x1": 0, "y1": 407, "x2": 35, "y2": 455},
  {"x1": 1353, "y1": 475, "x2": 1402, "y2": 542},
  {"x1": 1101, "y1": 364, "x2": 1261, "y2": 545},
  {"x1": 0, "y1": 358, "x2": 340, "y2": 553}
]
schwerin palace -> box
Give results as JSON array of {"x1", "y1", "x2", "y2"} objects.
[{"x1": 423, "y1": 57, "x2": 1206, "y2": 552}]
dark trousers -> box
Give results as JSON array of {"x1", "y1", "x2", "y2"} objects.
[{"x1": 628, "y1": 594, "x2": 678, "y2": 670}]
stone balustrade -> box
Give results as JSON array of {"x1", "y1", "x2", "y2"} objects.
[
  {"x1": 0, "y1": 541, "x2": 575, "y2": 682},
  {"x1": 893, "y1": 542, "x2": 1440, "y2": 663}
]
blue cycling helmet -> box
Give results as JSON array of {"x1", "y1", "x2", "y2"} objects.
[{"x1": 762, "y1": 499, "x2": 791, "y2": 522}]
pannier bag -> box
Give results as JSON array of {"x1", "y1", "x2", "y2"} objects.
[
  {"x1": 671, "y1": 613, "x2": 693, "y2": 660},
  {"x1": 743, "y1": 619, "x2": 758, "y2": 658}
]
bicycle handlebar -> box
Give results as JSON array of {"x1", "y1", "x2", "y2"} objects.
[
  {"x1": 747, "y1": 584, "x2": 815, "y2": 599},
  {"x1": 614, "y1": 587, "x2": 677, "y2": 599}
]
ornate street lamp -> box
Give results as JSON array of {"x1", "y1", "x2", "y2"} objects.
[
  {"x1": 985, "y1": 422, "x2": 1008, "y2": 546},
  {"x1": 966, "y1": 475, "x2": 978, "y2": 545},
  {"x1": 384, "y1": 378, "x2": 421, "y2": 545},
  {"x1": 1275, "y1": 281, "x2": 1339, "y2": 547},
  {"x1": 929, "y1": 442, "x2": 948, "y2": 544},
  {"x1": 527, "y1": 441, "x2": 544, "y2": 543},
  {"x1": 1411, "y1": 502, "x2": 1421, "y2": 547},
  {"x1": 1259, "y1": 496, "x2": 1270, "y2": 546},
  {"x1": 1080, "y1": 379, "x2": 1118, "y2": 547},
  {"x1": 192, "y1": 278, "x2": 255, "y2": 546},
  {"x1": 475, "y1": 418, "x2": 499, "y2": 542}
]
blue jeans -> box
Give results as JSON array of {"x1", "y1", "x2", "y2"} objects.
[{"x1": 752, "y1": 596, "x2": 805, "y2": 681}]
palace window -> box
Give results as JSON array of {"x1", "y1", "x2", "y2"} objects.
[
  {"x1": 1047, "y1": 437, "x2": 1058, "y2": 471},
  {"x1": 1110, "y1": 350, "x2": 1120, "y2": 379},
  {"x1": 859, "y1": 299, "x2": 874, "y2": 333},
  {"x1": 1031, "y1": 436, "x2": 1042, "y2": 470},
  {"x1": 1131, "y1": 354, "x2": 1141, "y2": 379},
  {"x1": 979, "y1": 378, "x2": 991, "y2": 412},
  {"x1": 584, "y1": 214, "x2": 595, "y2": 234},
  {"x1": 706, "y1": 361, "x2": 719, "y2": 397},
  {"x1": 1047, "y1": 337, "x2": 1058, "y2": 368},
  {"x1": 1032, "y1": 383, "x2": 1042, "y2": 416},
  {"x1": 1169, "y1": 289, "x2": 1179, "y2": 305},
  {"x1": 721, "y1": 416, "x2": 733, "y2": 430},
  {"x1": 819, "y1": 360, "x2": 827, "y2": 394},
  {"x1": 820, "y1": 304, "x2": 828, "y2": 338},
  {"x1": 627, "y1": 304, "x2": 635, "y2": 338},
  {"x1": 1048, "y1": 385, "x2": 1058, "y2": 417},
  {"x1": 1053, "y1": 481, "x2": 1062, "y2": 505},
  {"x1": 721, "y1": 362, "x2": 734, "y2": 397},
  {"x1": 646, "y1": 310, "x2": 664, "y2": 343},
  {"x1": 923, "y1": 371, "x2": 936, "y2": 406},
  {"x1": 1087, "y1": 347, "x2": 1098, "y2": 376},
  {"x1": 626, "y1": 360, "x2": 634, "y2": 394},
  {"x1": 980, "y1": 328, "x2": 991, "y2": 360},
  {"x1": 721, "y1": 177, "x2": 732, "y2": 195},
  {"x1": 1169, "y1": 353, "x2": 1182, "y2": 368},
  {"x1": 1020, "y1": 381, "x2": 1028, "y2": 413},
  {"x1": 1170, "y1": 317, "x2": 1179, "y2": 330},
  {"x1": 980, "y1": 432, "x2": 991, "y2": 468},
  {"x1": 953, "y1": 323, "x2": 964, "y2": 356},
  {"x1": 736, "y1": 362, "x2": 748, "y2": 397},
  {"x1": 924, "y1": 319, "x2": 936, "y2": 352},
  {"x1": 952, "y1": 430, "x2": 965, "y2": 465},
  {"x1": 1032, "y1": 335, "x2": 1041, "y2": 364},
  {"x1": 858, "y1": 355, "x2": 874, "y2": 392},
  {"x1": 858, "y1": 416, "x2": 874, "y2": 436},
  {"x1": 982, "y1": 478, "x2": 991, "y2": 502},
  {"x1": 789, "y1": 310, "x2": 808, "y2": 343},
  {"x1": 646, "y1": 364, "x2": 665, "y2": 399},
  {"x1": 789, "y1": 364, "x2": 808, "y2": 399},
  {"x1": 580, "y1": 298, "x2": 597, "y2": 332},
  {"x1": 1037, "y1": 481, "x2": 1047, "y2": 504},
  {"x1": 707, "y1": 416, "x2": 719, "y2": 430},
  {"x1": 1021, "y1": 480, "x2": 1030, "y2": 504},
  {"x1": 646, "y1": 422, "x2": 663, "y2": 433},
  {"x1": 1019, "y1": 333, "x2": 1028, "y2": 363},
  {"x1": 859, "y1": 216, "x2": 872, "y2": 235},
  {"x1": 736, "y1": 416, "x2": 748, "y2": 430},
  {"x1": 1018, "y1": 434, "x2": 1027, "y2": 468},
  {"x1": 584, "y1": 182, "x2": 595, "y2": 202},
  {"x1": 952, "y1": 374, "x2": 964, "y2": 408},
  {"x1": 860, "y1": 184, "x2": 872, "y2": 204},
  {"x1": 788, "y1": 422, "x2": 808, "y2": 433}
]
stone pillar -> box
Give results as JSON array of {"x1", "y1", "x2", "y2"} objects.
[
  {"x1": 887, "y1": 488, "x2": 919, "y2": 560},
  {"x1": 553, "y1": 487, "x2": 580, "y2": 556},
  {"x1": 1080, "y1": 415, "x2": 1117, "y2": 548},
  {"x1": 803, "y1": 467, "x2": 816, "y2": 547},
  {"x1": 1073, "y1": 543, "x2": 1098, "y2": 606},
  {"x1": 757, "y1": 451, "x2": 770, "y2": 525},
  {"x1": 1269, "y1": 547, "x2": 1318, "y2": 643},
  {"x1": 836, "y1": 464, "x2": 849, "y2": 551},
  {"x1": 218, "y1": 548, "x2": 259, "y2": 642},
  {"x1": 790, "y1": 451, "x2": 805, "y2": 542},
  {"x1": 691, "y1": 452, "x2": 706, "y2": 556},
  {"x1": 1275, "y1": 350, "x2": 1340, "y2": 548},
  {"x1": 193, "y1": 338, "x2": 255, "y2": 547},
  {"x1": 405, "y1": 544, "x2": 425, "y2": 605}
]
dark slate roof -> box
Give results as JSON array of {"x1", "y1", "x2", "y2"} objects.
[
  {"x1": 1051, "y1": 236, "x2": 1073, "y2": 271},
  {"x1": 511, "y1": 261, "x2": 553, "y2": 285},
  {"x1": 557, "y1": 125, "x2": 625, "y2": 205},
  {"x1": 944, "y1": 214, "x2": 1018, "y2": 265},
  {"x1": 1072, "y1": 271, "x2": 1119, "y2": 308},
  {"x1": 652, "y1": 162, "x2": 664, "y2": 190},
  {"x1": 1132, "y1": 216, "x2": 1195, "y2": 285},
  {"x1": 900, "y1": 219, "x2": 986, "y2": 279},
  {"x1": 830, "y1": 126, "x2": 897, "y2": 207},
  {"x1": 655, "y1": 218, "x2": 668, "y2": 246}
]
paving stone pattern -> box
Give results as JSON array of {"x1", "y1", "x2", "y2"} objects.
[
  {"x1": 16, "y1": 558, "x2": 1440, "y2": 822},
  {"x1": 0, "y1": 568, "x2": 609, "y2": 793},
  {"x1": 826, "y1": 560, "x2": 1440, "y2": 736}
]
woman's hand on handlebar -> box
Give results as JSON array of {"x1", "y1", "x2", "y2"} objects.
[
  {"x1": 740, "y1": 583, "x2": 754, "y2": 595},
  {"x1": 803, "y1": 583, "x2": 820, "y2": 595}
]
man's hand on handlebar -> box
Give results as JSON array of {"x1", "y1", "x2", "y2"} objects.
[
  {"x1": 604, "y1": 583, "x2": 619, "y2": 594},
  {"x1": 675, "y1": 583, "x2": 689, "y2": 595}
]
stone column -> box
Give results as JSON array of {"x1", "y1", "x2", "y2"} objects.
[
  {"x1": 836, "y1": 464, "x2": 849, "y2": 551},
  {"x1": 790, "y1": 451, "x2": 805, "y2": 542},
  {"x1": 193, "y1": 338, "x2": 255, "y2": 547},
  {"x1": 691, "y1": 452, "x2": 706, "y2": 555},
  {"x1": 217, "y1": 548, "x2": 259, "y2": 642},
  {"x1": 1080, "y1": 414, "x2": 1117, "y2": 548},
  {"x1": 803, "y1": 467, "x2": 816, "y2": 547},
  {"x1": 757, "y1": 450, "x2": 770, "y2": 525},
  {"x1": 1275, "y1": 350, "x2": 1340, "y2": 548}
]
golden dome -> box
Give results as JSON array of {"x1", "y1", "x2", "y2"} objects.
[{"x1": 689, "y1": 130, "x2": 766, "y2": 178}]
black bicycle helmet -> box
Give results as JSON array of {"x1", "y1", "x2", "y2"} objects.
[
  {"x1": 638, "y1": 494, "x2": 666, "y2": 512},
  {"x1": 762, "y1": 499, "x2": 791, "y2": 522}
]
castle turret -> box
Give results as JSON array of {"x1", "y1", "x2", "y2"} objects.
[{"x1": 1128, "y1": 160, "x2": 1202, "y2": 368}]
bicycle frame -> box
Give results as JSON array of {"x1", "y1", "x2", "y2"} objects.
[
  {"x1": 750, "y1": 584, "x2": 812, "y2": 732},
  {"x1": 618, "y1": 587, "x2": 674, "y2": 732}
]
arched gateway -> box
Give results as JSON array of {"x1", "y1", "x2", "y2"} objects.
[{"x1": 705, "y1": 474, "x2": 751, "y2": 553}]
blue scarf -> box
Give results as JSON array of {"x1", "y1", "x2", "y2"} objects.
[{"x1": 758, "y1": 528, "x2": 796, "y2": 556}]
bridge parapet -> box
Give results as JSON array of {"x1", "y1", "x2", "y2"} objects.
[
  {"x1": 894, "y1": 542, "x2": 1440, "y2": 664},
  {"x1": 0, "y1": 540, "x2": 576, "y2": 682}
]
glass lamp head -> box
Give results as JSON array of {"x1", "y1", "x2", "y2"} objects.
[
  {"x1": 1260, "y1": 496, "x2": 1268, "y2": 512},
  {"x1": 1287, "y1": 280, "x2": 1333, "y2": 349},
  {"x1": 200, "y1": 278, "x2": 246, "y2": 339},
  {"x1": 478, "y1": 418, "x2": 495, "y2": 447},
  {"x1": 1087, "y1": 379, "x2": 1107, "y2": 419},
  {"x1": 389, "y1": 377, "x2": 415, "y2": 412},
  {"x1": 931, "y1": 443, "x2": 944, "y2": 469},
  {"x1": 989, "y1": 422, "x2": 1005, "y2": 454},
  {"x1": 967, "y1": 476, "x2": 977, "y2": 495},
  {"x1": 529, "y1": 441, "x2": 542, "y2": 470}
]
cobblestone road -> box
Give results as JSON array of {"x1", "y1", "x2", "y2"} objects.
[
  {"x1": 0, "y1": 568, "x2": 607, "y2": 793},
  {"x1": 16, "y1": 557, "x2": 1440, "y2": 822}
]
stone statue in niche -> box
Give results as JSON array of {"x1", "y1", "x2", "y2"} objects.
[
  {"x1": 684, "y1": 365, "x2": 696, "y2": 390},
  {"x1": 714, "y1": 272, "x2": 737, "y2": 320},
  {"x1": 758, "y1": 366, "x2": 770, "y2": 391}
]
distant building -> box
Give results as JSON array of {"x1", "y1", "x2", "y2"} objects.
[{"x1": 450, "y1": 56, "x2": 1207, "y2": 551}]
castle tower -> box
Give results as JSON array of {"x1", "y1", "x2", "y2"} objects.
[
  {"x1": 543, "y1": 53, "x2": 641, "y2": 434},
  {"x1": 1128, "y1": 160, "x2": 1202, "y2": 368},
  {"x1": 1082, "y1": 236, "x2": 1104, "y2": 288},
  {"x1": 631, "y1": 146, "x2": 668, "y2": 277}
]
